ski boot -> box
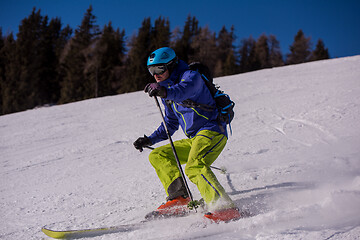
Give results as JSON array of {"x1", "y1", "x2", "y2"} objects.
[
  {"x1": 145, "y1": 196, "x2": 190, "y2": 220},
  {"x1": 204, "y1": 207, "x2": 246, "y2": 223}
]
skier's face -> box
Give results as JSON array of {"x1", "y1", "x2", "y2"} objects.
[{"x1": 154, "y1": 70, "x2": 170, "y2": 82}]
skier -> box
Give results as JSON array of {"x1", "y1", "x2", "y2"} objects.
[{"x1": 133, "y1": 47, "x2": 241, "y2": 222}]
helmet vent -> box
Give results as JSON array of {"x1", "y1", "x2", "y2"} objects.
[
  {"x1": 160, "y1": 52, "x2": 169, "y2": 59},
  {"x1": 148, "y1": 53, "x2": 155, "y2": 63}
]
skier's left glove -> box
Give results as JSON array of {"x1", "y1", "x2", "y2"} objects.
[
  {"x1": 133, "y1": 135, "x2": 152, "y2": 152},
  {"x1": 144, "y1": 83, "x2": 167, "y2": 98}
]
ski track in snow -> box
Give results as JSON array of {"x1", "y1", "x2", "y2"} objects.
[
  {"x1": 1, "y1": 56, "x2": 360, "y2": 239},
  {"x1": 255, "y1": 108, "x2": 337, "y2": 147}
]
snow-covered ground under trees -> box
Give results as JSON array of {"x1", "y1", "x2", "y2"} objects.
[{"x1": 1, "y1": 55, "x2": 360, "y2": 240}]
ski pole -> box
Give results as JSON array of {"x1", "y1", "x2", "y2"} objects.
[
  {"x1": 144, "y1": 146, "x2": 227, "y2": 174},
  {"x1": 153, "y1": 96, "x2": 194, "y2": 203}
]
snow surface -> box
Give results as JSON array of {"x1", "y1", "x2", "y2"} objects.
[{"x1": 1, "y1": 56, "x2": 360, "y2": 240}]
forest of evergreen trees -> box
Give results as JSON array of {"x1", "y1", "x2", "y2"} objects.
[{"x1": 0, "y1": 6, "x2": 330, "y2": 115}]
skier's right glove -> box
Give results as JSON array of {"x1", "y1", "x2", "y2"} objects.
[
  {"x1": 133, "y1": 135, "x2": 152, "y2": 152},
  {"x1": 144, "y1": 83, "x2": 167, "y2": 98}
]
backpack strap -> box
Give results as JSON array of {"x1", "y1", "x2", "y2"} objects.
[
  {"x1": 165, "y1": 100, "x2": 174, "y2": 112},
  {"x1": 177, "y1": 99, "x2": 215, "y2": 112}
]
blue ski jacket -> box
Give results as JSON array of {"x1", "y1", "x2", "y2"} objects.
[{"x1": 148, "y1": 60, "x2": 227, "y2": 145}]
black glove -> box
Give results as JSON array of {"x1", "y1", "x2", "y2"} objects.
[
  {"x1": 144, "y1": 83, "x2": 167, "y2": 98},
  {"x1": 133, "y1": 135, "x2": 152, "y2": 152}
]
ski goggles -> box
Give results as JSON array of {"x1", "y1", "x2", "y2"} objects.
[{"x1": 148, "y1": 64, "x2": 167, "y2": 76}]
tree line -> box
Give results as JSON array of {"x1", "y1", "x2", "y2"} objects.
[{"x1": 0, "y1": 6, "x2": 330, "y2": 115}]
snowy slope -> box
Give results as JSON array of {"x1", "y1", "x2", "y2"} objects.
[{"x1": 1, "y1": 56, "x2": 360, "y2": 240}]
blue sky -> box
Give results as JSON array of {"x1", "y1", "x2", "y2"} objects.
[{"x1": 1, "y1": 0, "x2": 359, "y2": 58}]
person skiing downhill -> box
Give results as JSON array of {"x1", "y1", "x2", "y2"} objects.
[{"x1": 133, "y1": 47, "x2": 241, "y2": 222}]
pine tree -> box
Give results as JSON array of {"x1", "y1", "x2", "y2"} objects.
[
  {"x1": 191, "y1": 26, "x2": 217, "y2": 72},
  {"x1": 216, "y1": 26, "x2": 237, "y2": 76},
  {"x1": 84, "y1": 22, "x2": 125, "y2": 97},
  {"x1": 255, "y1": 34, "x2": 270, "y2": 69},
  {"x1": 223, "y1": 51, "x2": 237, "y2": 76},
  {"x1": 6, "y1": 8, "x2": 63, "y2": 111},
  {"x1": 60, "y1": 5, "x2": 100, "y2": 103},
  {"x1": 172, "y1": 15, "x2": 200, "y2": 63},
  {"x1": 123, "y1": 17, "x2": 152, "y2": 93},
  {"x1": 286, "y1": 30, "x2": 312, "y2": 64},
  {"x1": 53, "y1": 24, "x2": 72, "y2": 103},
  {"x1": 150, "y1": 17, "x2": 171, "y2": 50},
  {"x1": 15, "y1": 8, "x2": 44, "y2": 110},
  {"x1": 311, "y1": 39, "x2": 330, "y2": 61},
  {"x1": 102, "y1": 23, "x2": 126, "y2": 96},
  {"x1": 0, "y1": 8, "x2": 72, "y2": 113},
  {"x1": 1, "y1": 33, "x2": 21, "y2": 114},
  {"x1": 268, "y1": 34, "x2": 284, "y2": 67},
  {"x1": 238, "y1": 36, "x2": 257, "y2": 72},
  {"x1": 37, "y1": 17, "x2": 67, "y2": 105},
  {"x1": 0, "y1": 28, "x2": 4, "y2": 114}
]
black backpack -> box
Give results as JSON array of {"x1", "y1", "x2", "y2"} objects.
[{"x1": 188, "y1": 62, "x2": 235, "y2": 125}]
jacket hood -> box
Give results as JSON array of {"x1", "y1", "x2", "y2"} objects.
[{"x1": 168, "y1": 60, "x2": 189, "y2": 83}]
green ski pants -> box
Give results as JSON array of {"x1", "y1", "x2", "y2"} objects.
[{"x1": 149, "y1": 130, "x2": 234, "y2": 209}]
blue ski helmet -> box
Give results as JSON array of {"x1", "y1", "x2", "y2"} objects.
[{"x1": 147, "y1": 47, "x2": 177, "y2": 67}]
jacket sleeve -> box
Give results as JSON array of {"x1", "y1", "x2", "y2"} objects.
[
  {"x1": 165, "y1": 71, "x2": 202, "y2": 102},
  {"x1": 147, "y1": 100, "x2": 179, "y2": 145}
]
